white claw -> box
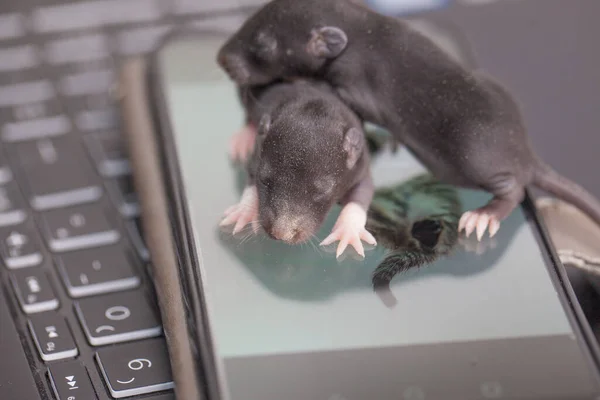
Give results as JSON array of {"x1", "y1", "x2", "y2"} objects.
[
  {"x1": 464, "y1": 213, "x2": 478, "y2": 238},
  {"x1": 476, "y1": 213, "x2": 490, "y2": 241},
  {"x1": 458, "y1": 212, "x2": 469, "y2": 232},
  {"x1": 489, "y1": 218, "x2": 501, "y2": 238},
  {"x1": 459, "y1": 210, "x2": 502, "y2": 241}
]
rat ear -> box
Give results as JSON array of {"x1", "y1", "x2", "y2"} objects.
[
  {"x1": 343, "y1": 127, "x2": 363, "y2": 169},
  {"x1": 257, "y1": 114, "x2": 271, "y2": 136},
  {"x1": 306, "y1": 26, "x2": 348, "y2": 59}
]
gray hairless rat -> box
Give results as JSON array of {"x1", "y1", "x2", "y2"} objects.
[
  {"x1": 220, "y1": 79, "x2": 377, "y2": 257},
  {"x1": 217, "y1": 0, "x2": 600, "y2": 240}
]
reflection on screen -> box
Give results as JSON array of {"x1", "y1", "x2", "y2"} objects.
[{"x1": 157, "y1": 27, "x2": 599, "y2": 400}]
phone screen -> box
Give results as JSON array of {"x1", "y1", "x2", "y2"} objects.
[{"x1": 154, "y1": 27, "x2": 600, "y2": 400}]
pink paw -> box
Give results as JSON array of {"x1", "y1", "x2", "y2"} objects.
[
  {"x1": 220, "y1": 186, "x2": 260, "y2": 235},
  {"x1": 320, "y1": 202, "x2": 377, "y2": 258},
  {"x1": 458, "y1": 210, "x2": 500, "y2": 241},
  {"x1": 229, "y1": 124, "x2": 257, "y2": 163}
]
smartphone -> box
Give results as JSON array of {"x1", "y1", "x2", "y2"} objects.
[{"x1": 142, "y1": 18, "x2": 600, "y2": 400}]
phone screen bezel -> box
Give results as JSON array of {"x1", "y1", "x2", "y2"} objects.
[{"x1": 145, "y1": 27, "x2": 600, "y2": 399}]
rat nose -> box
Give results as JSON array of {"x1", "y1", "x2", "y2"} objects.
[
  {"x1": 268, "y1": 215, "x2": 311, "y2": 244},
  {"x1": 217, "y1": 53, "x2": 249, "y2": 83},
  {"x1": 216, "y1": 49, "x2": 228, "y2": 69}
]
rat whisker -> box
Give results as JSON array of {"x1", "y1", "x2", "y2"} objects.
[{"x1": 308, "y1": 234, "x2": 324, "y2": 255}]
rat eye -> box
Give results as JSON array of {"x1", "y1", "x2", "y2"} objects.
[
  {"x1": 258, "y1": 166, "x2": 273, "y2": 186},
  {"x1": 253, "y1": 32, "x2": 277, "y2": 60},
  {"x1": 312, "y1": 176, "x2": 335, "y2": 202},
  {"x1": 314, "y1": 176, "x2": 335, "y2": 193}
]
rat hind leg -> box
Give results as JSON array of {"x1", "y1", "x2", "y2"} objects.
[{"x1": 459, "y1": 175, "x2": 525, "y2": 241}]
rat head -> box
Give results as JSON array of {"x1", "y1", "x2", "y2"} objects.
[
  {"x1": 217, "y1": 0, "x2": 350, "y2": 86},
  {"x1": 254, "y1": 96, "x2": 365, "y2": 244}
]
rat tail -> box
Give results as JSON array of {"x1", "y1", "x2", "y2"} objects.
[
  {"x1": 532, "y1": 160, "x2": 600, "y2": 226},
  {"x1": 372, "y1": 249, "x2": 438, "y2": 289}
]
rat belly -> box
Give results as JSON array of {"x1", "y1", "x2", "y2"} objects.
[{"x1": 400, "y1": 141, "x2": 477, "y2": 189}]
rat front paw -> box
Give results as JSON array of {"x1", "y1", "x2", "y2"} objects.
[
  {"x1": 229, "y1": 124, "x2": 257, "y2": 163},
  {"x1": 320, "y1": 202, "x2": 377, "y2": 258},
  {"x1": 458, "y1": 210, "x2": 500, "y2": 241},
  {"x1": 219, "y1": 186, "x2": 259, "y2": 235}
]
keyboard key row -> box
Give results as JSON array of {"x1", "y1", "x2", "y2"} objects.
[
  {"x1": 45, "y1": 34, "x2": 109, "y2": 65},
  {"x1": 28, "y1": 312, "x2": 78, "y2": 361},
  {"x1": 48, "y1": 360, "x2": 97, "y2": 400},
  {"x1": 0, "y1": 223, "x2": 43, "y2": 269},
  {"x1": 60, "y1": 69, "x2": 114, "y2": 97},
  {"x1": 0, "y1": 180, "x2": 27, "y2": 227},
  {"x1": 0, "y1": 45, "x2": 38, "y2": 73},
  {"x1": 48, "y1": 338, "x2": 174, "y2": 400},
  {"x1": 0, "y1": 80, "x2": 54, "y2": 107},
  {"x1": 11, "y1": 269, "x2": 58, "y2": 314},
  {"x1": 128, "y1": 218, "x2": 149, "y2": 261},
  {"x1": 96, "y1": 338, "x2": 174, "y2": 398},
  {"x1": 40, "y1": 203, "x2": 120, "y2": 252},
  {"x1": 84, "y1": 131, "x2": 130, "y2": 177},
  {"x1": 33, "y1": 0, "x2": 164, "y2": 33},
  {"x1": 2, "y1": 115, "x2": 70, "y2": 142},
  {"x1": 0, "y1": 13, "x2": 24, "y2": 40},
  {"x1": 0, "y1": 203, "x2": 124, "y2": 269},
  {"x1": 107, "y1": 176, "x2": 140, "y2": 218},
  {"x1": 9, "y1": 135, "x2": 102, "y2": 210},
  {"x1": 56, "y1": 244, "x2": 140, "y2": 298},
  {"x1": 64, "y1": 93, "x2": 118, "y2": 131},
  {"x1": 75, "y1": 290, "x2": 162, "y2": 346}
]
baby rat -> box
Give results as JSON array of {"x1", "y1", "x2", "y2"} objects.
[
  {"x1": 217, "y1": 0, "x2": 600, "y2": 240},
  {"x1": 220, "y1": 79, "x2": 377, "y2": 257}
]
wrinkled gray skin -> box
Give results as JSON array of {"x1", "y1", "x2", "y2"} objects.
[
  {"x1": 241, "y1": 79, "x2": 374, "y2": 243},
  {"x1": 218, "y1": 0, "x2": 600, "y2": 227}
]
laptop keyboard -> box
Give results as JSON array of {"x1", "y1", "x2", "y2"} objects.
[{"x1": 0, "y1": 0, "x2": 266, "y2": 399}]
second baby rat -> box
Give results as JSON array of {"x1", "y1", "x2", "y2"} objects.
[
  {"x1": 220, "y1": 79, "x2": 377, "y2": 257},
  {"x1": 217, "y1": 0, "x2": 600, "y2": 241}
]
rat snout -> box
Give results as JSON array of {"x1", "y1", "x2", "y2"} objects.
[
  {"x1": 217, "y1": 52, "x2": 250, "y2": 84},
  {"x1": 265, "y1": 214, "x2": 314, "y2": 244}
]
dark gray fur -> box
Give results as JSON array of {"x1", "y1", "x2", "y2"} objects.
[
  {"x1": 218, "y1": 0, "x2": 600, "y2": 226},
  {"x1": 240, "y1": 79, "x2": 374, "y2": 242}
]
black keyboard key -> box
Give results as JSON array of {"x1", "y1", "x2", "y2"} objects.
[
  {"x1": 60, "y1": 69, "x2": 114, "y2": 97},
  {"x1": 96, "y1": 338, "x2": 174, "y2": 398},
  {"x1": 38, "y1": 203, "x2": 120, "y2": 252},
  {"x1": 48, "y1": 360, "x2": 98, "y2": 400},
  {"x1": 84, "y1": 131, "x2": 130, "y2": 177},
  {"x1": 0, "y1": 180, "x2": 27, "y2": 227},
  {"x1": 127, "y1": 217, "x2": 149, "y2": 261},
  {"x1": 3, "y1": 115, "x2": 70, "y2": 142},
  {"x1": 63, "y1": 92, "x2": 117, "y2": 131},
  {"x1": 107, "y1": 175, "x2": 139, "y2": 217},
  {"x1": 76, "y1": 108, "x2": 118, "y2": 131},
  {"x1": 0, "y1": 223, "x2": 43, "y2": 269},
  {"x1": 0, "y1": 285, "x2": 42, "y2": 400},
  {"x1": 0, "y1": 80, "x2": 54, "y2": 109},
  {"x1": 56, "y1": 245, "x2": 140, "y2": 298},
  {"x1": 11, "y1": 269, "x2": 59, "y2": 314},
  {"x1": 28, "y1": 312, "x2": 78, "y2": 361},
  {"x1": 10, "y1": 136, "x2": 102, "y2": 210},
  {"x1": 75, "y1": 290, "x2": 162, "y2": 346}
]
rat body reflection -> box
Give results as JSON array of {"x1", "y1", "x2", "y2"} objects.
[{"x1": 220, "y1": 79, "x2": 377, "y2": 257}]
